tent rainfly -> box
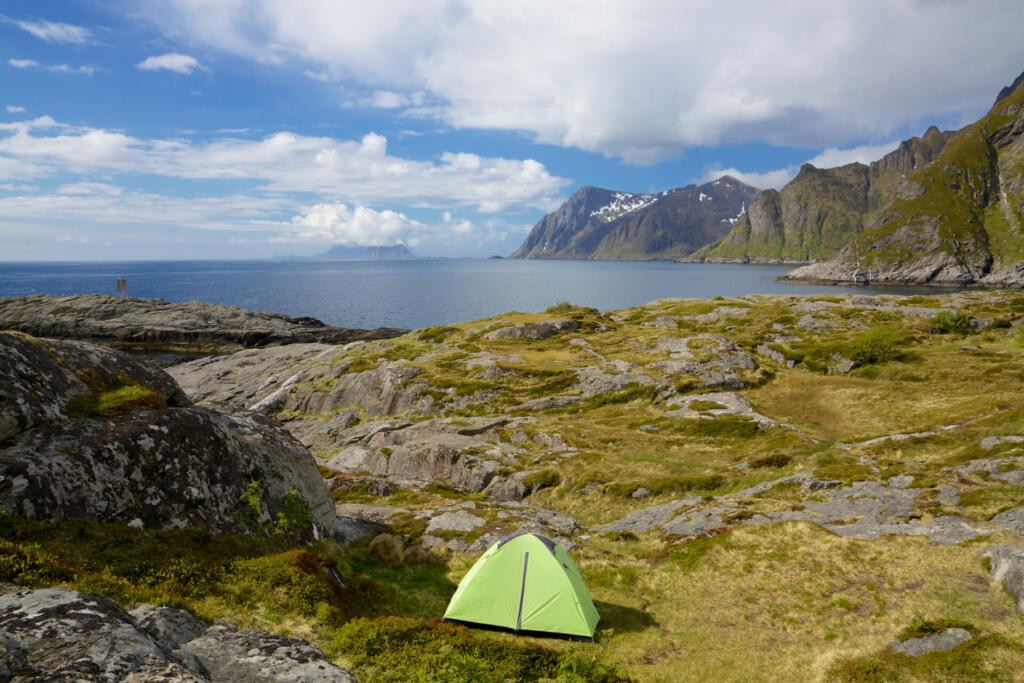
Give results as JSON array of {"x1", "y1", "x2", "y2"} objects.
[{"x1": 442, "y1": 532, "x2": 600, "y2": 640}]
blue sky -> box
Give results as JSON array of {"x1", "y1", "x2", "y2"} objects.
[{"x1": 2, "y1": 0, "x2": 1023, "y2": 261}]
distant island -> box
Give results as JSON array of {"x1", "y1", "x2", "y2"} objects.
[{"x1": 318, "y1": 244, "x2": 416, "y2": 260}]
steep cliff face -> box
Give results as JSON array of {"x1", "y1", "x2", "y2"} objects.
[
  {"x1": 694, "y1": 126, "x2": 957, "y2": 263},
  {"x1": 510, "y1": 177, "x2": 757, "y2": 259},
  {"x1": 785, "y1": 72, "x2": 1024, "y2": 286},
  {"x1": 693, "y1": 163, "x2": 870, "y2": 262}
]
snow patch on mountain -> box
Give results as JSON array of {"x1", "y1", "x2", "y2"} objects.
[
  {"x1": 590, "y1": 192, "x2": 658, "y2": 222},
  {"x1": 721, "y1": 201, "x2": 746, "y2": 225}
]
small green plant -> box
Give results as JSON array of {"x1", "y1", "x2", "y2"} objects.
[
  {"x1": 275, "y1": 487, "x2": 314, "y2": 542},
  {"x1": 932, "y1": 311, "x2": 973, "y2": 335},
  {"x1": 236, "y1": 480, "x2": 264, "y2": 537}
]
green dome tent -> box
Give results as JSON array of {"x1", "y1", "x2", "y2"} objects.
[{"x1": 443, "y1": 532, "x2": 600, "y2": 640}]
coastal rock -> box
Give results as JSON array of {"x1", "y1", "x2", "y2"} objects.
[
  {"x1": 0, "y1": 294, "x2": 405, "y2": 352},
  {"x1": 0, "y1": 332, "x2": 337, "y2": 540}
]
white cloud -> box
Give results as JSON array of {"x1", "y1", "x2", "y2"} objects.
[
  {"x1": 142, "y1": 0, "x2": 1024, "y2": 163},
  {"x1": 701, "y1": 139, "x2": 905, "y2": 190},
  {"x1": 284, "y1": 203, "x2": 427, "y2": 245},
  {"x1": 6, "y1": 105, "x2": 26, "y2": 113},
  {"x1": 58, "y1": 182, "x2": 124, "y2": 196},
  {"x1": 8, "y1": 58, "x2": 96, "y2": 75},
  {"x1": 136, "y1": 53, "x2": 203, "y2": 74},
  {"x1": 806, "y1": 141, "x2": 901, "y2": 169},
  {"x1": 0, "y1": 115, "x2": 568, "y2": 211},
  {"x1": 1, "y1": 16, "x2": 91, "y2": 44}
]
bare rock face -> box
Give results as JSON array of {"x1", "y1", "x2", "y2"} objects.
[
  {"x1": 180, "y1": 623, "x2": 356, "y2": 682},
  {"x1": 483, "y1": 320, "x2": 579, "y2": 341},
  {"x1": 0, "y1": 332, "x2": 336, "y2": 540},
  {"x1": 324, "y1": 417, "x2": 522, "y2": 493},
  {"x1": 0, "y1": 588, "x2": 355, "y2": 682},
  {"x1": 0, "y1": 293, "x2": 406, "y2": 351}
]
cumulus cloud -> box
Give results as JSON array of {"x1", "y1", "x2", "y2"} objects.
[
  {"x1": 139, "y1": 0, "x2": 1024, "y2": 163},
  {"x1": 1, "y1": 16, "x2": 92, "y2": 44},
  {"x1": 136, "y1": 53, "x2": 203, "y2": 74},
  {"x1": 8, "y1": 58, "x2": 96, "y2": 75},
  {"x1": 5, "y1": 105, "x2": 26, "y2": 113},
  {"x1": 284, "y1": 203, "x2": 427, "y2": 245},
  {"x1": 0, "y1": 115, "x2": 568, "y2": 211}
]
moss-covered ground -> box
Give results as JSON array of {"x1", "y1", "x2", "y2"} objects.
[{"x1": 6, "y1": 291, "x2": 1024, "y2": 681}]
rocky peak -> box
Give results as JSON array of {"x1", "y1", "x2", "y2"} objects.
[{"x1": 994, "y1": 68, "x2": 1024, "y2": 105}]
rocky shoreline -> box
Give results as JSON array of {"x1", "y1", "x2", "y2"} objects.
[{"x1": 0, "y1": 295, "x2": 407, "y2": 360}]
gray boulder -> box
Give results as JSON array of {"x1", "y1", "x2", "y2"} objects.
[
  {"x1": 0, "y1": 332, "x2": 337, "y2": 541},
  {"x1": 0, "y1": 588, "x2": 203, "y2": 682},
  {"x1": 180, "y1": 623, "x2": 356, "y2": 683},
  {"x1": 0, "y1": 588, "x2": 356, "y2": 682},
  {"x1": 982, "y1": 545, "x2": 1024, "y2": 611},
  {"x1": 889, "y1": 628, "x2": 972, "y2": 656},
  {"x1": 425, "y1": 509, "x2": 486, "y2": 533}
]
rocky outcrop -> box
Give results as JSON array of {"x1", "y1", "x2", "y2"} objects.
[
  {"x1": 483, "y1": 320, "x2": 579, "y2": 341},
  {"x1": 0, "y1": 587, "x2": 355, "y2": 682},
  {"x1": 510, "y1": 177, "x2": 758, "y2": 260},
  {"x1": 889, "y1": 628, "x2": 973, "y2": 656},
  {"x1": 783, "y1": 75, "x2": 1024, "y2": 287},
  {"x1": 0, "y1": 294, "x2": 406, "y2": 353},
  {"x1": 0, "y1": 331, "x2": 338, "y2": 540},
  {"x1": 323, "y1": 417, "x2": 526, "y2": 494}
]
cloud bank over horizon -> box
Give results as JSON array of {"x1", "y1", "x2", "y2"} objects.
[{"x1": 146, "y1": 0, "x2": 1024, "y2": 164}]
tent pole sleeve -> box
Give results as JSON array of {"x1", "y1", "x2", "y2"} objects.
[{"x1": 515, "y1": 551, "x2": 529, "y2": 632}]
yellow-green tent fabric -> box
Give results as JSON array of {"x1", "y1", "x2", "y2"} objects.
[{"x1": 443, "y1": 532, "x2": 600, "y2": 639}]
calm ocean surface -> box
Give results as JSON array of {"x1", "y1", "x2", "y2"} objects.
[{"x1": 0, "y1": 259, "x2": 953, "y2": 330}]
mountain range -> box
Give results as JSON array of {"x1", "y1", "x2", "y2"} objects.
[
  {"x1": 510, "y1": 178, "x2": 758, "y2": 260},
  {"x1": 511, "y1": 69, "x2": 1024, "y2": 287},
  {"x1": 318, "y1": 244, "x2": 416, "y2": 260}
]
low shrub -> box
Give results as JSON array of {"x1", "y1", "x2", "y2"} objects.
[
  {"x1": 523, "y1": 469, "x2": 561, "y2": 491},
  {"x1": 750, "y1": 453, "x2": 792, "y2": 469},
  {"x1": 843, "y1": 326, "x2": 912, "y2": 365},
  {"x1": 368, "y1": 533, "x2": 405, "y2": 567},
  {"x1": 931, "y1": 311, "x2": 973, "y2": 335}
]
